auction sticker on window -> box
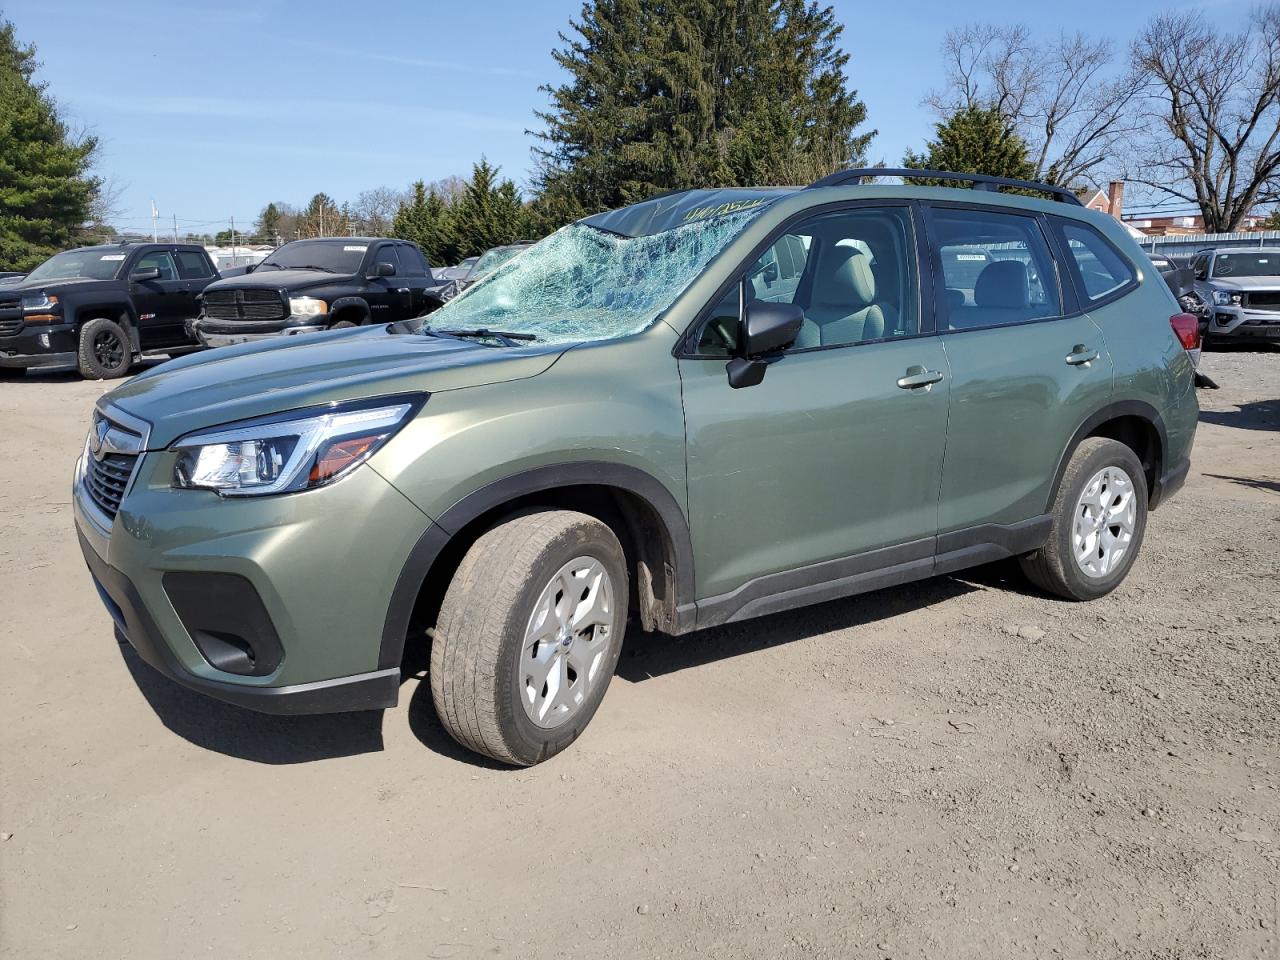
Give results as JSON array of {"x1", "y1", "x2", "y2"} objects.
[
  {"x1": 344, "y1": 246, "x2": 367, "y2": 252},
  {"x1": 100, "y1": 255, "x2": 126, "y2": 261}
]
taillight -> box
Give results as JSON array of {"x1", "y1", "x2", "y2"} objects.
[{"x1": 1170, "y1": 312, "x2": 1200, "y2": 351}]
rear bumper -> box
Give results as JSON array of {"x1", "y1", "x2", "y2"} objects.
[
  {"x1": 1150, "y1": 455, "x2": 1190, "y2": 510},
  {"x1": 192, "y1": 314, "x2": 327, "y2": 348},
  {"x1": 77, "y1": 527, "x2": 400, "y2": 715}
]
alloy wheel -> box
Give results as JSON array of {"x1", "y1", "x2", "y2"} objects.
[
  {"x1": 1072, "y1": 465, "x2": 1137, "y2": 578},
  {"x1": 93, "y1": 330, "x2": 125, "y2": 369},
  {"x1": 518, "y1": 556, "x2": 616, "y2": 729}
]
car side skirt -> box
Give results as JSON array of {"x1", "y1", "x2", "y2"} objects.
[{"x1": 693, "y1": 515, "x2": 1051, "y2": 630}]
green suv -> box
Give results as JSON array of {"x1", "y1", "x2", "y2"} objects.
[{"x1": 75, "y1": 170, "x2": 1198, "y2": 765}]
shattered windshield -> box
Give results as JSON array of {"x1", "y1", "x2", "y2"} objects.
[{"x1": 422, "y1": 208, "x2": 765, "y2": 345}]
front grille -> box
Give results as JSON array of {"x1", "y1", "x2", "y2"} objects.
[
  {"x1": 1246, "y1": 291, "x2": 1280, "y2": 311},
  {"x1": 0, "y1": 297, "x2": 21, "y2": 336},
  {"x1": 78, "y1": 410, "x2": 145, "y2": 526},
  {"x1": 204, "y1": 289, "x2": 287, "y2": 321},
  {"x1": 85, "y1": 453, "x2": 137, "y2": 520}
]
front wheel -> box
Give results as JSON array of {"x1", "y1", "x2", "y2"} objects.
[
  {"x1": 1019, "y1": 437, "x2": 1148, "y2": 600},
  {"x1": 430, "y1": 510, "x2": 628, "y2": 765},
  {"x1": 77, "y1": 317, "x2": 132, "y2": 380}
]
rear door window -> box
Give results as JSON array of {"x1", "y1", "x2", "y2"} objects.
[
  {"x1": 1053, "y1": 220, "x2": 1136, "y2": 302},
  {"x1": 929, "y1": 207, "x2": 1062, "y2": 330},
  {"x1": 175, "y1": 250, "x2": 213, "y2": 280},
  {"x1": 400, "y1": 244, "x2": 430, "y2": 276}
]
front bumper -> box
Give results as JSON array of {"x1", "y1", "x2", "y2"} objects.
[
  {"x1": 73, "y1": 426, "x2": 433, "y2": 715},
  {"x1": 191, "y1": 314, "x2": 328, "y2": 348},
  {"x1": 1205, "y1": 305, "x2": 1280, "y2": 338},
  {"x1": 79, "y1": 528, "x2": 401, "y2": 714},
  {"x1": 0, "y1": 321, "x2": 79, "y2": 368}
]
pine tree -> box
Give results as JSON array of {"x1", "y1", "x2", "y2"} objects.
[
  {"x1": 392, "y1": 181, "x2": 459, "y2": 265},
  {"x1": 298, "y1": 193, "x2": 341, "y2": 238},
  {"x1": 532, "y1": 0, "x2": 874, "y2": 224},
  {"x1": 903, "y1": 105, "x2": 1036, "y2": 184},
  {"x1": 0, "y1": 17, "x2": 99, "y2": 270},
  {"x1": 449, "y1": 159, "x2": 528, "y2": 259},
  {"x1": 257, "y1": 202, "x2": 282, "y2": 243}
]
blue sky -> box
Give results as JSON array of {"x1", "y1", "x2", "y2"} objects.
[{"x1": 4, "y1": 0, "x2": 1252, "y2": 234}]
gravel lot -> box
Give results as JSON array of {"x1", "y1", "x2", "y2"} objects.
[{"x1": 1, "y1": 346, "x2": 1277, "y2": 960}]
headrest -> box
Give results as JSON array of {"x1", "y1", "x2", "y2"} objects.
[
  {"x1": 974, "y1": 259, "x2": 1029, "y2": 308},
  {"x1": 814, "y1": 246, "x2": 875, "y2": 309}
]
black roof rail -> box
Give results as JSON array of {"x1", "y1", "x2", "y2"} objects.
[{"x1": 806, "y1": 168, "x2": 1084, "y2": 206}]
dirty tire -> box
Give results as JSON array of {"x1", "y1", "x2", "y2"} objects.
[
  {"x1": 430, "y1": 510, "x2": 628, "y2": 766},
  {"x1": 77, "y1": 317, "x2": 132, "y2": 380},
  {"x1": 1020, "y1": 437, "x2": 1148, "y2": 601},
  {"x1": 329, "y1": 319, "x2": 359, "y2": 329}
]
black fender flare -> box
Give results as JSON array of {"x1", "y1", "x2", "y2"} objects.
[
  {"x1": 1045, "y1": 399, "x2": 1168, "y2": 512},
  {"x1": 327, "y1": 296, "x2": 371, "y2": 324},
  {"x1": 69, "y1": 300, "x2": 139, "y2": 354},
  {"x1": 377, "y1": 461, "x2": 695, "y2": 671}
]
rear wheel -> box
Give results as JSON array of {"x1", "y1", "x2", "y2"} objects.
[
  {"x1": 1020, "y1": 437, "x2": 1148, "y2": 600},
  {"x1": 77, "y1": 318, "x2": 132, "y2": 380},
  {"x1": 430, "y1": 510, "x2": 628, "y2": 765}
]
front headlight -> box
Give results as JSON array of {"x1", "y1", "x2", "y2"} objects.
[
  {"x1": 171, "y1": 395, "x2": 424, "y2": 497},
  {"x1": 289, "y1": 296, "x2": 328, "y2": 317},
  {"x1": 1212, "y1": 290, "x2": 1242, "y2": 306},
  {"x1": 21, "y1": 293, "x2": 58, "y2": 311}
]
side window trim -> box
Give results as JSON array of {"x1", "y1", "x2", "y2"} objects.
[
  {"x1": 1046, "y1": 215, "x2": 1139, "y2": 312},
  {"x1": 920, "y1": 201, "x2": 1070, "y2": 335},
  {"x1": 677, "y1": 199, "x2": 930, "y2": 359}
]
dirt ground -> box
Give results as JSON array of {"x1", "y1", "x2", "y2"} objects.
[{"x1": 1, "y1": 346, "x2": 1277, "y2": 960}]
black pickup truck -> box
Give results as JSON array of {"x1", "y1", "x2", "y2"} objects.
[
  {"x1": 0, "y1": 242, "x2": 217, "y2": 379},
  {"x1": 191, "y1": 237, "x2": 440, "y2": 347}
]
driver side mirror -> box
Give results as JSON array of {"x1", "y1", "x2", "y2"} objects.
[
  {"x1": 725, "y1": 299, "x2": 805, "y2": 389},
  {"x1": 129, "y1": 267, "x2": 161, "y2": 283},
  {"x1": 1163, "y1": 266, "x2": 1195, "y2": 300},
  {"x1": 368, "y1": 261, "x2": 396, "y2": 279}
]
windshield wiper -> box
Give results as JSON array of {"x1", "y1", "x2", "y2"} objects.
[
  {"x1": 426, "y1": 327, "x2": 539, "y2": 347},
  {"x1": 286, "y1": 264, "x2": 337, "y2": 273}
]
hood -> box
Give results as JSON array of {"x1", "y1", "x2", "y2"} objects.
[
  {"x1": 203, "y1": 269, "x2": 352, "y2": 293},
  {"x1": 1210, "y1": 275, "x2": 1280, "y2": 291},
  {"x1": 0, "y1": 275, "x2": 116, "y2": 296},
  {"x1": 105, "y1": 325, "x2": 566, "y2": 447}
]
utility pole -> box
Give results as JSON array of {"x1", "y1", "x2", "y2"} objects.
[
  {"x1": 150, "y1": 200, "x2": 159, "y2": 242},
  {"x1": 231, "y1": 215, "x2": 238, "y2": 264},
  {"x1": 172, "y1": 214, "x2": 178, "y2": 243}
]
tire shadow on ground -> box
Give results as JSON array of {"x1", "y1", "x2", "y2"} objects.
[
  {"x1": 118, "y1": 642, "x2": 385, "y2": 764},
  {"x1": 616, "y1": 574, "x2": 981, "y2": 683}
]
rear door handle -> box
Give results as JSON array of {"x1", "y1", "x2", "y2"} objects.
[
  {"x1": 896, "y1": 366, "x2": 944, "y2": 390},
  {"x1": 1065, "y1": 344, "x2": 1099, "y2": 366},
  {"x1": 396, "y1": 287, "x2": 410, "y2": 294}
]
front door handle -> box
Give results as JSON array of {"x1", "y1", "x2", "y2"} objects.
[
  {"x1": 396, "y1": 287, "x2": 410, "y2": 294},
  {"x1": 1065, "y1": 344, "x2": 1099, "y2": 366},
  {"x1": 896, "y1": 366, "x2": 944, "y2": 390}
]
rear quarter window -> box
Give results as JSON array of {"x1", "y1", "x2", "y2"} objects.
[{"x1": 1053, "y1": 219, "x2": 1137, "y2": 303}]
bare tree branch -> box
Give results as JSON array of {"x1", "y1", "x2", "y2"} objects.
[
  {"x1": 924, "y1": 23, "x2": 1141, "y2": 187},
  {"x1": 1128, "y1": 5, "x2": 1280, "y2": 232}
]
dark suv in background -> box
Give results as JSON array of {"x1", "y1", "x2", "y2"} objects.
[
  {"x1": 191, "y1": 237, "x2": 439, "y2": 347},
  {"x1": 0, "y1": 242, "x2": 216, "y2": 379}
]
